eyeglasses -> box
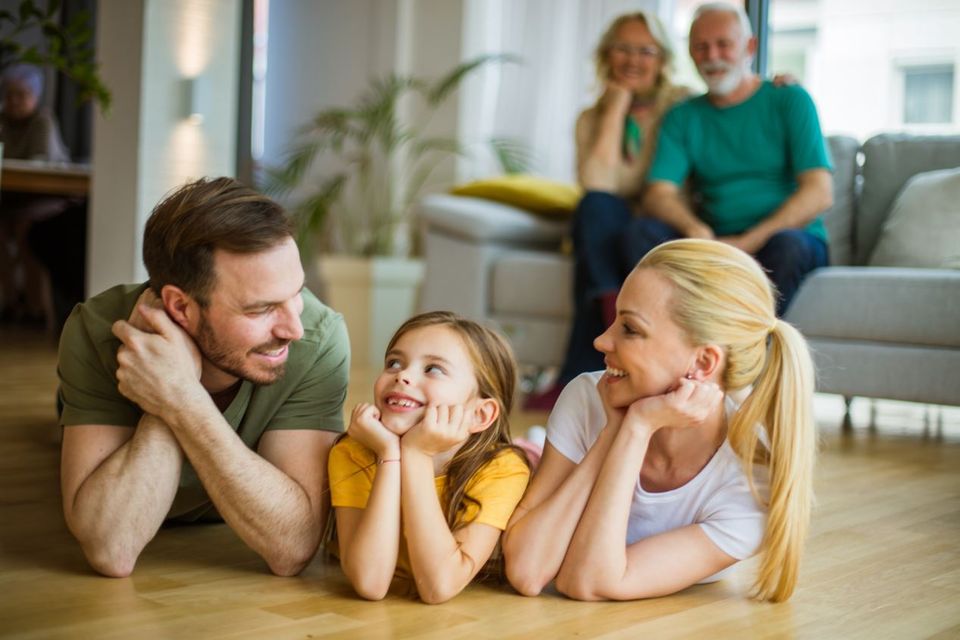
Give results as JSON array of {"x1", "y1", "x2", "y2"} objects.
[{"x1": 609, "y1": 43, "x2": 661, "y2": 58}]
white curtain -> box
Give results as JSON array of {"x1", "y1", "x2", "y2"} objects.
[{"x1": 457, "y1": 0, "x2": 666, "y2": 183}]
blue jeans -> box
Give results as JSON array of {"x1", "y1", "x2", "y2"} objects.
[
  {"x1": 557, "y1": 192, "x2": 644, "y2": 382},
  {"x1": 557, "y1": 194, "x2": 829, "y2": 382}
]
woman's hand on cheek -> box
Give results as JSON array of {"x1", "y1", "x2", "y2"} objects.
[
  {"x1": 402, "y1": 404, "x2": 472, "y2": 457},
  {"x1": 623, "y1": 378, "x2": 724, "y2": 435},
  {"x1": 600, "y1": 81, "x2": 633, "y2": 114},
  {"x1": 348, "y1": 403, "x2": 399, "y2": 460},
  {"x1": 596, "y1": 376, "x2": 626, "y2": 432}
]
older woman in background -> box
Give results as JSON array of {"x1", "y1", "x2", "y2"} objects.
[
  {"x1": 526, "y1": 12, "x2": 690, "y2": 410},
  {"x1": 0, "y1": 63, "x2": 71, "y2": 326}
]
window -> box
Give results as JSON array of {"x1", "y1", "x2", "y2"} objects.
[
  {"x1": 756, "y1": 0, "x2": 960, "y2": 140},
  {"x1": 903, "y1": 65, "x2": 954, "y2": 124}
]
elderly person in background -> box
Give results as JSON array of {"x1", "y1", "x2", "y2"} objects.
[
  {"x1": 639, "y1": 3, "x2": 833, "y2": 317},
  {"x1": 0, "y1": 63, "x2": 72, "y2": 326},
  {"x1": 1, "y1": 63, "x2": 69, "y2": 162},
  {"x1": 525, "y1": 12, "x2": 690, "y2": 410}
]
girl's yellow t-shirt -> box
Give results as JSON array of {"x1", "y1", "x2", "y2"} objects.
[{"x1": 328, "y1": 436, "x2": 530, "y2": 578}]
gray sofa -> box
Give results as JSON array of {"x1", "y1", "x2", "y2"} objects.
[{"x1": 418, "y1": 134, "x2": 960, "y2": 406}]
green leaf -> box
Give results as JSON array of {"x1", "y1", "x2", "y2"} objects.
[
  {"x1": 490, "y1": 137, "x2": 533, "y2": 174},
  {"x1": 426, "y1": 52, "x2": 520, "y2": 106},
  {"x1": 19, "y1": 0, "x2": 34, "y2": 23}
]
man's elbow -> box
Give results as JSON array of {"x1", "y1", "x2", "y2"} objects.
[
  {"x1": 264, "y1": 542, "x2": 319, "y2": 577},
  {"x1": 820, "y1": 187, "x2": 834, "y2": 213},
  {"x1": 82, "y1": 542, "x2": 138, "y2": 578}
]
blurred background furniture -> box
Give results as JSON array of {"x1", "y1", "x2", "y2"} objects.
[{"x1": 418, "y1": 134, "x2": 960, "y2": 406}]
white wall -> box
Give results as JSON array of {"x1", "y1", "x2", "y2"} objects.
[
  {"x1": 88, "y1": 0, "x2": 242, "y2": 295},
  {"x1": 262, "y1": 0, "x2": 393, "y2": 168},
  {"x1": 261, "y1": 0, "x2": 463, "y2": 185},
  {"x1": 87, "y1": 0, "x2": 146, "y2": 295}
]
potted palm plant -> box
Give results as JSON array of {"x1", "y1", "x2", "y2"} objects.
[{"x1": 264, "y1": 54, "x2": 517, "y2": 367}]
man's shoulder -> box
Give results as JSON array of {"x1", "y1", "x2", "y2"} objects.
[
  {"x1": 61, "y1": 283, "x2": 149, "y2": 355},
  {"x1": 299, "y1": 288, "x2": 347, "y2": 345},
  {"x1": 764, "y1": 80, "x2": 817, "y2": 110},
  {"x1": 285, "y1": 288, "x2": 350, "y2": 373}
]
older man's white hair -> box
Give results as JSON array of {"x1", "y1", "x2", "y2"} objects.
[{"x1": 691, "y1": 2, "x2": 754, "y2": 39}]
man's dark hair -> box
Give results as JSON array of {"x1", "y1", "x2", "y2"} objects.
[{"x1": 142, "y1": 177, "x2": 295, "y2": 306}]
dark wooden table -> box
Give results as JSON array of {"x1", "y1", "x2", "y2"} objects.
[{"x1": 1, "y1": 158, "x2": 91, "y2": 196}]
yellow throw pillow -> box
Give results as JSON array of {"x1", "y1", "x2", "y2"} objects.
[{"x1": 450, "y1": 174, "x2": 582, "y2": 216}]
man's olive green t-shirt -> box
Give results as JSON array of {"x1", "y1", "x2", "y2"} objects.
[{"x1": 57, "y1": 283, "x2": 350, "y2": 521}]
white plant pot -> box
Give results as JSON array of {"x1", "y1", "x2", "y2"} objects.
[{"x1": 317, "y1": 255, "x2": 425, "y2": 369}]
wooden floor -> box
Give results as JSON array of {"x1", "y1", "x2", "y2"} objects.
[{"x1": 1, "y1": 326, "x2": 959, "y2": 639}]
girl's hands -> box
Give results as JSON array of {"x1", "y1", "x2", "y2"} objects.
[
  {"x1": 402, "y1": 404, "x2": 473, "y2": 457},
  {"x1": 348, "y1": 403, "x2": 400, "y2": 461},
  {"x1": 622, "y1": 378, "x2": 724, "y2": 436}
]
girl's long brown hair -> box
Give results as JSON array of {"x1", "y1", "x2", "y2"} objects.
[{"x1": 385, "y1": 311, "x2": 529, "y2": 530}]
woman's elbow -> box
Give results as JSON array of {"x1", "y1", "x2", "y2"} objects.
[{"x1": 555, "y1": 565, "x2": 607, "y2": 602}]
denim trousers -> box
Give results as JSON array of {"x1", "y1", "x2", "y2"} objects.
[{"x1": 557, "y1": 190, "x2": 829, "y2": 383}]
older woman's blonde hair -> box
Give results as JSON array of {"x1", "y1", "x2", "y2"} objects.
[
  {"x1": 594, "y1": 12, "x2": 675, "y2": 89},
  {"x1": 638, "y1": 239, "x2": 816, "y2": 603}
]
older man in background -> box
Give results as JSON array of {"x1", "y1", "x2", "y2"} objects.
[{"x1": 638, "y1": 2, "x2": 833, "y2": 315}]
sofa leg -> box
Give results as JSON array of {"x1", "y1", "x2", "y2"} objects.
[{"x1": 842, "y1": 396, "x2": 854, "y2": 432}]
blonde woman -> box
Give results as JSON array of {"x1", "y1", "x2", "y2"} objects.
[
  {"x1": 505, "y1": 239, "x2": 815, "y2": 602},
  {"x1": 526, "y1": 12, "x2": 689, "y2": 410}
]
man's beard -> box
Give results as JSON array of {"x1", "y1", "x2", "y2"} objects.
[
  {"x1": 196, "y1": 314, "x2": 288, "y2": 386},
  {"x1": 698, "y1": 59, "x2": 748, "y2": 97}
]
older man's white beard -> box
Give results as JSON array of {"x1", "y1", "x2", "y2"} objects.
[{"x1": 699, "y1": 60, "x2": 747, "y2": 97}]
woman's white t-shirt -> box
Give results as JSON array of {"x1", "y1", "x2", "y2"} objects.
[{"x1": 547, "y1": 371, "x2": 769, "y2": 582}]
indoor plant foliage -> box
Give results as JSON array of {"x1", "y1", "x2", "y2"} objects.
[
  {"x1": 0, "y1": 0, "x2": 110, "y2": 110},
  {"x1": 264, "y1": 53, "x2": 517, "y2": 258}
]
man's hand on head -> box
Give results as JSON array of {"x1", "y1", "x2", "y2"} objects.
[
  {"x1": 112, "y1": 304, "x2": 205, "y2": 419},
  {"x1": 127, "y1": 288, "x2": 164, "y2": 332}
]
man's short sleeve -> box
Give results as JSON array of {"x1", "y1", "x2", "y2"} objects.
[
  {"x1": 646, "y1": 104, "x2": 692, "y2": 186},
  {"x1": 58, "y1": 304, "x2": 140, "y2": 427},
  {"x1": 266, "y1": 311, "x2": 350, "y2": 432},
  {"x1": 781, "y1": 85, "x2": 832, "y2": 175},
  {"x1": 329, "y1": 437, "x2": 376, "y2": 509}
]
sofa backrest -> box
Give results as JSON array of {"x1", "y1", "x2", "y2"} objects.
[
  {"x1": 857, "y1": 133, "x2": 960, "y2": 264},
  {"x1": 823, "y1": 135, "x2": 860, "y2": 266}
]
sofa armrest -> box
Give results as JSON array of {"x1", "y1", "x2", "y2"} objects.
[{"x1": 417, "y1": 193, "x2": 568, "y2": 249}]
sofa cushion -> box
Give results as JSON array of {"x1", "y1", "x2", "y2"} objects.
[
  {"x1": 417, "y1": 193, "x2": 567, "y2": 246},
  {"x1": 857, "y1": 134, "x2": 960, "y2": 264},
  {"x1": 785, "y1": 266, "x2": 960, "y2": 347},
  {"x1": 868, "y1": 167, "x2": 960, "y2": 269},
  {"x1": 490, "y1": 251, "x2": 572, "y2": 318},
  {"x1": 451, "y1": 175, "x2": 582, "y2": 217}
]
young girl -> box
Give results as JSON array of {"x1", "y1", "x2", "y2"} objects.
[
  {"x1": 328, "y1": 311, "x2": 530, "y2": 603},
  {"x1": 504, "y1": 239, "x2": 816, "y2": 603}
]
